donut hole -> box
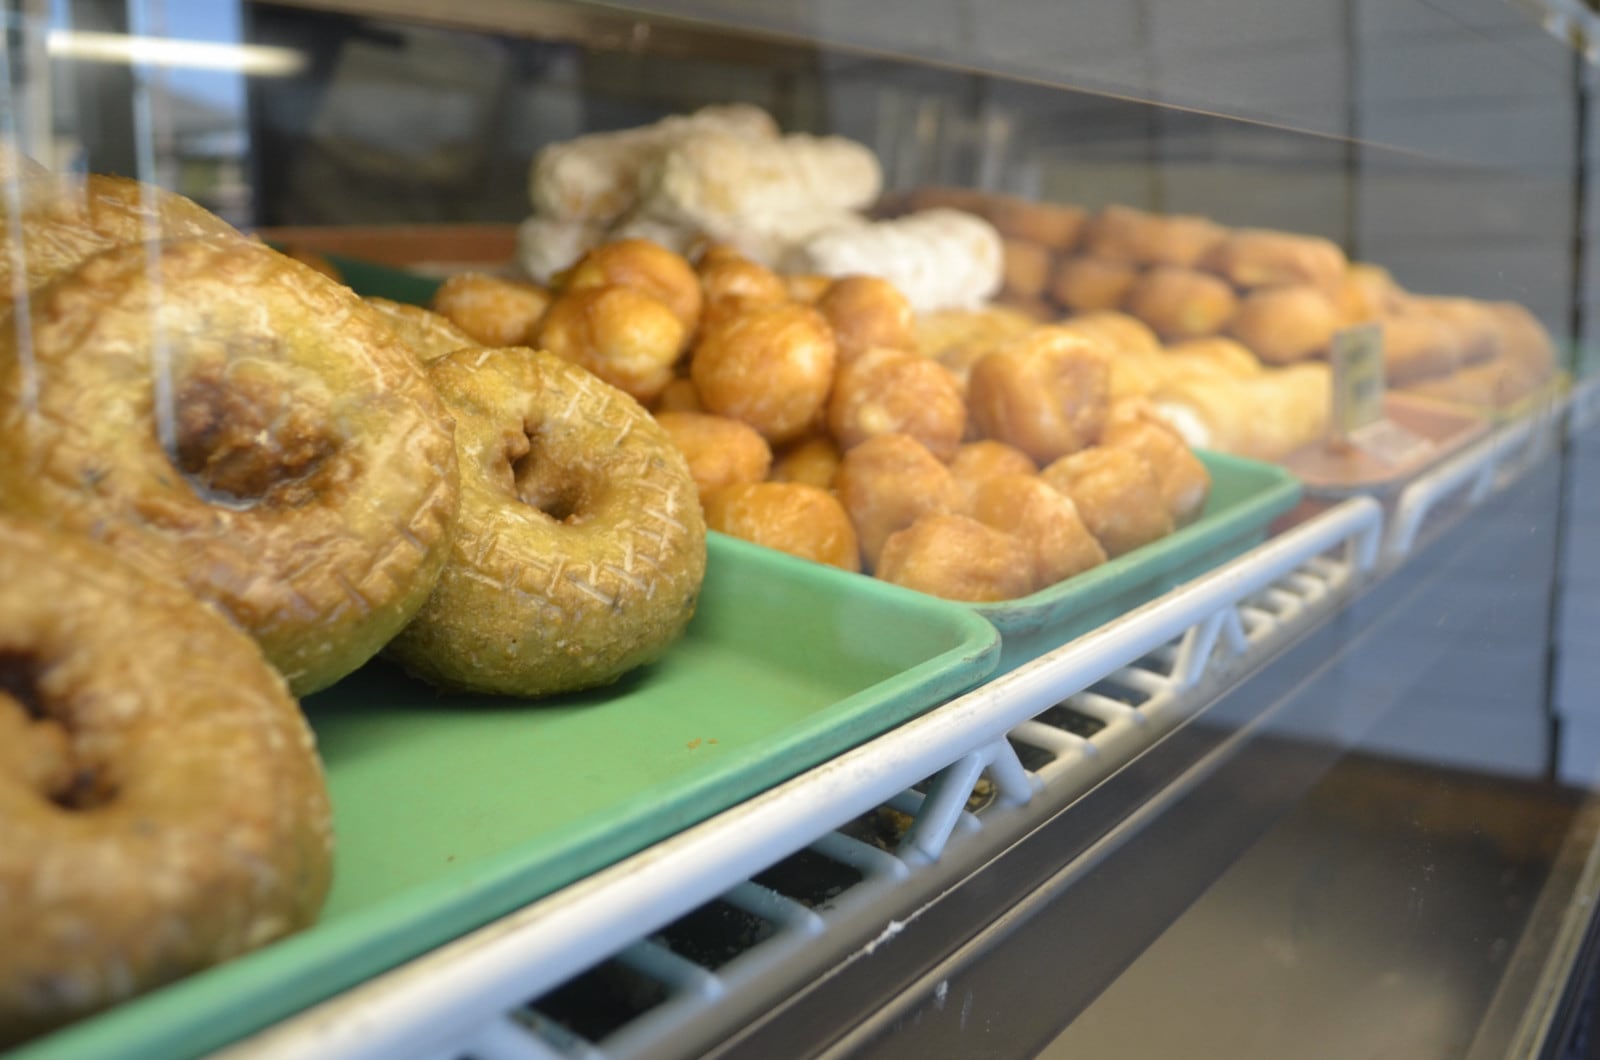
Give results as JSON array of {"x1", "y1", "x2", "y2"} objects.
[
  {"x1": 508, "y1": 424, "x2": 590, "y2": 524},
  {"x1": 0, "y1": 649, "x2": 115, "y2": 811},
  {"x1": 171, "y1": 357, "x2": 342, "y2": 509}
]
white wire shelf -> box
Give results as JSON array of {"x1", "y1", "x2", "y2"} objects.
[
  {"x1": 221, "y1": 378, "x2": 1597, "y2": 1060},
  {"x1": 223, "y1": 497, "x2": 1382, "y2": 1060}
]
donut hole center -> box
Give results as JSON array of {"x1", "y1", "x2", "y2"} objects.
[
  {"x1": 0, "y1": 650, "x2": 114, "y2": 812},
  {"x1": 509, "y1": 426, "x2": 589, "y2": 524},
  {"x1": 171, "y1": 353, "x2": 342, "y2": 509}
]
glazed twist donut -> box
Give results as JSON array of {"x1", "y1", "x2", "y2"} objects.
[
  {"x1": 0, "y1": 238, "x2": 460, "y2": 695},
  {"x1": 387, "y1": 346, "x2": 706, "y2": 697},
  {"x1": 0, "y1": 515, "x2": 332, "y2": 1046}
]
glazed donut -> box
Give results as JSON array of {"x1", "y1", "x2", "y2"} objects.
[
  {"x1": 966, "y1": 473, "x2": 1107, "y2": 587},
  {"x1": 827, "y1": 346, "x2": 966, "y2": 460},
  {"x1": 1001, "y1": 239, "x2": 1053, "y2": 300},
  {"x1": 1226, "y1": 285, "x2": 1341, "y2": 365},
  {"x1": 365, "y1": 297, "x2": 478, "y2": 364},
  {"x1": 561, "y1": 238, "x2": 703, "y2": 334},
  {"x1": 0, "y1": 516, "x2": 332, "y2": 1044},
  {"x1": 536, "y1": 285, "x2": 688, "y2": 404},
  {"x1": 1122, "y1": 266, "x2": 1240, "y2": 342},
  {"x1": 655, "y1": 410, "x2": 773, "y2": 506},
  {"x1": 431, "y1": 272, "x2": 552, "y2": 348},
  {"x1": 699, "y1": 257, "x2": 791, "y2": 322},
  {"x1": 704, "y1": 481, "x2": 860, "y2": 571},
  {"x1": 982, "y1": 197, "x2": 1087, "y2": 249},
  {"x1": 816, "y1": 275, "x2": 915, "y2": 362},
  {"x1": 0, "y1": 239, "x2": 458, "y2": 695},
  {"x1": 387, "y1": 347, "x2": 705, "y2": 696},
  {"x1": 690, "y1": 302, "x2": 838, "y2": 444},
  {"x1": 834, "y1": 433, "x2": 962, "y2": 570},
  {"x1": 1, "y1": 173, "x2": 241, "y2": 299},
  {"x1": 1202, "y1": 228, "x2": 1347, "y2": 293},
  {"x1": 1082, "y1": 205, "x2": 1226, "y2": 268},
  {"x1": 283, "y1": 247, "x2": 342, "y2": 282},
  {"x1": 876, "y1": 514, "x2": 1035, "y2": 602},
  {"x1": 1049, "y1": 256, "x2": 1139, "y2": 314},
  {"x1": 966, "y1": 327, "x2": 1112, "y2": 464},
  {"x1": 1055, "y1": 310, "x2": 1163, "y2": 357}
]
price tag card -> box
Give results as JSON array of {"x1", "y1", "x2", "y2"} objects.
[
  {"x1": 1327, "y1": 322, "x2": 1435, "y2": 468},
  {"x1": 1330, "y1": 322, "x2": 1385, "y2": 440}
]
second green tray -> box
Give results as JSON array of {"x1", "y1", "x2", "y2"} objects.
[{"x1": 974, "y1": 450, "x2": 1301, "y2": 674}]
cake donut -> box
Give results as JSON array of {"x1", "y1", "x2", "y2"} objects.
[
  {"x1": 0, "y1": 516, "x2": 332, "y2": 1045},
  {"x1": 0, "y1": 238, "x2": 460, "y2": 695},
  {"x1": 387, "y1": 347, "x2": 706, "y2": 697}
]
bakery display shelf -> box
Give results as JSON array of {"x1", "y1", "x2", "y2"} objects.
[
  {"x1": 1384, "y1": 388, "x2": 1573, "y2": 564},
  {"x1": 220, "y1": 496, "x2": 1381, "y2": 1060},
  {"x1": 16, "y1": 537, "x2": 997, "y2": 1060}
]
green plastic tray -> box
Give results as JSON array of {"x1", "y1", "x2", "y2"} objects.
[
  {"x1": 16, "y1": 535, "x2": 998, "y2": 1060},
  {"x1": 975, "y1": 451, "x2": 1301, "y2": 674}
]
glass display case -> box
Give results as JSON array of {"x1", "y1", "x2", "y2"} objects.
[{"x1": 4, "y1": 1, "x2": 1600, "y2": 1058}]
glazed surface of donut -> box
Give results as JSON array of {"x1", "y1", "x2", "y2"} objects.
[
  {"x1": 0, "y1": 238, "x2": 460, "y2": 694},
  {"x1": 387, "y1": 347, "x2": 706, "y2": 697},
  {"x1": 0, "y1": 516, "x2": 332, "y2": 1045}
]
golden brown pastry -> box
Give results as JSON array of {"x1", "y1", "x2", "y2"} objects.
[
  {"x1": 828, "y1": 346, "x2": 966, "y2": 460},
  {"x1": 967, "y1": 473, "x2": 1107, "y2": 586},
  {"x1": 690, "y1": 303, "x2": 838, "y2": 444},
  {"x1": 992, "y1": 291, "x2": 1057, "y2": 320},
  {"x1": 982, "y1": 197, "x2": 1087, "y2": 249},
  {"x1": 913, "y1": 305, "x2": 1038, "y2": 363},
  {"x1": 389, "y1": 347, "x2": 704, "y2": 696},
  {"x1": 1338, "y1": 262, "x2": 1405, "y2": 323},
  {"x1": 1400, "y1": 302, "x2": 1556, "y2": 408},
  {"x1": 1202, "y1": 228, "x2": 1347, "y2": 292},
  {"x1": 655, "y1": 411, "x2": 773, "y2": 506},
  {"x1": 705, "y1": 481, "x2": 860, "y2": 571},
  {"x1": 1055, "y1": 310, "x2": 1163, "y2": 356},
  {"x1": 1101, "y1": 415, "x2": 1211, "y2": 525},
  {"x1": 834, "y1": 433, "x2": 962, "y2": 570},
  {"x1": 1121, "y1": 266, "x2": 1240, "y2": 342},
  {"x1": 1378, "y1": 299, "x2": 1499, "y2": 386},
  {"x1": 817, "y1": 275, "x2": 915, "y2": 362},
  {"x1": 769, "y1": 434, "x2": 843, "y2": 489},
  {"x1": 283, "y1": 247, "x2": 342, "y2": 282},
  {"x1": 1040, "y1": 447, "x2": 1173, "y2": 558},
  {"x1": 699, "y1": 256, "x2": 791, "y2": 316},
  {"x1": 1082, "y1": 205, "x2": 1226, "y2": 268},
  {"x1": 560, "y1": 238, "x2": 703, "y2": 333},
  {"x1": 431, "y1": 272, "x2": 553, "y2": 348},
  {"x1": 875, "y1": 514, "x2": 1035, "y2": 602},
  {"x1": 366, "y1": 297, "x2": 478, "y2": 364},
  {"x1": 966, "y1": 327, "x2": 1112, "y2": 464},
  {"x1": 1049, "y1": 256, "x2": 1140, "y2": 314},
  {"x1": 1151, "y1": 365, "x2": 1331, "y2": 462},
  {"x1": 536, "y1": 285, "x2": 687, "y2": 404},
  {"x1": 0, "y1": 238, "x2": 458, "y2": 695},
  {"x1": 948, "y1": 439, "x2": 1039, "y2": 508},
  {"x1": 785, "y1": 273, "x2": 834, "y2": 303},
  {"x1": 1001, "y1": 239, "x2": 1053, "y2": 300},
  {"x1": 0, "y1": 172, "x2": 242, "y2": 299},
  {"x1": 1226, "y1": 285, "x2": 1340, "y2": 365},
  {"x1": 0, "y1": 516, "x2": 333, "y2": 1047},
  {"x1": 1161, "y1": 336, "x2": 1262, "y2": 380}
]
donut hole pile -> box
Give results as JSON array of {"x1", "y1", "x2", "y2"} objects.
[{"x1": 433, "y1": 239, "x2": 1210, "y2": 604}]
